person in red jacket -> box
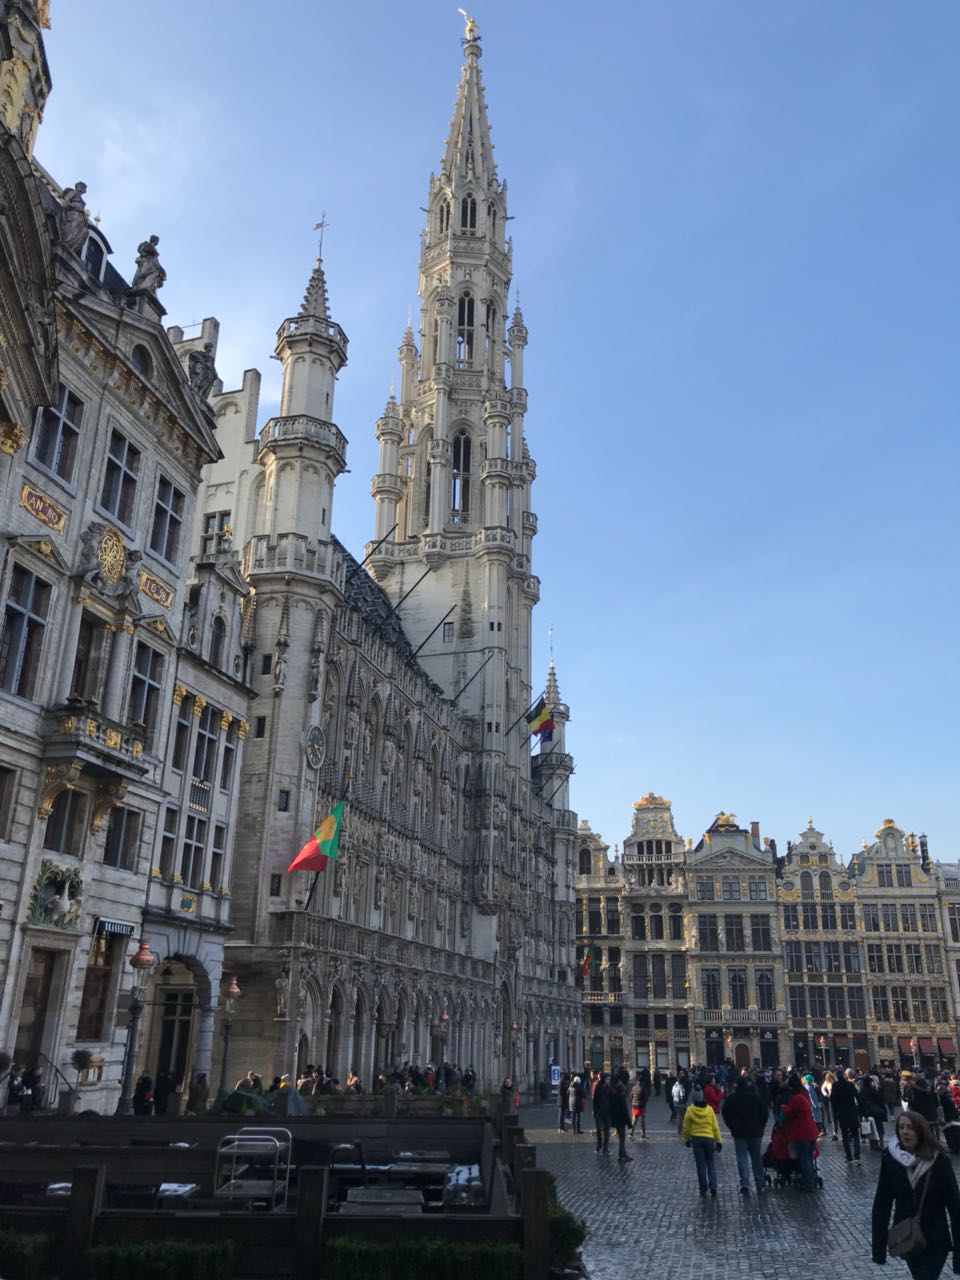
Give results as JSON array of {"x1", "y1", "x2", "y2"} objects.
[
  {"x1": 779, "y1": 1073, "x2": 820, "y2": 1192},
  {"x1": 703, "y1": 1074, "x2": 723, "y2": 1115}
]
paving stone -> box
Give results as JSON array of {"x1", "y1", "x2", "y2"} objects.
[{"x1": 522, "y1": 1096, "x2": 892, "y2": 1279}]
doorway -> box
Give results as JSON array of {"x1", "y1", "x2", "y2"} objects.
[
  {"x1": 734, "y1": 1042, "x2": 751, "y2": 1072},
  {"x1": 14, "y1": 948, "x2": 59, "y2": 1068},
  {"x1": 156, "y1": 990, "x2": 195, "y2": 1090}
]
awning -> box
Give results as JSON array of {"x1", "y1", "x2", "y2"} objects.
[
  {"x1": 917, "y1": 1037, "x2": 936, "y2": 1056},
  {"x1": 833, "y1": 1035, "x2": 850, "y2": 1048},
  {"x1": 938, "y1": 1038, "x2": 957, "y2": 1057},
  {"x1": 897, "y1": 1036, "x2": 914, "y2": 1054},
  {"x1": 95, "y1": 918, "x2": 135, "y2": 936}
]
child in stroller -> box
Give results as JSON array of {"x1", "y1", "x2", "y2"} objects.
[{"x1": 762, "y1": 1125, "x2": 824, "y2": 1188}]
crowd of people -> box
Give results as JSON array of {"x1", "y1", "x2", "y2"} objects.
[{"x1": 553, "y1": 1060, "x2": 960, "y2": 1278}]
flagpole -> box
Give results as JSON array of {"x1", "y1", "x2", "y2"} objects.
[
  {"x1": 301, "y1": 776, "x2": 351, "y2": 913},
  {"x1": 504, "y1": 692, "x2": 545, "y2": 740}
]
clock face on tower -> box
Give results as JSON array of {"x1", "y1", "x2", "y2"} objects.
[{"x1": 304, "y1": 725, "x2": 326, "y2": 770}]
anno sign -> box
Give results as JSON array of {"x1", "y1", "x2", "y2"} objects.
[{"x1": 19, "y1": 483, "x2": 67, "y2": 534}]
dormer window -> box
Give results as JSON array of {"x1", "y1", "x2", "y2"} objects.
[
  {"x1": 460, "y1": 195, "x2": 477, "y2": 231},
  {"x1": 451, "y1": 430, "x2": 471, "y2": 523},
  {"x1": 82, "y1": 232, "x2": 107, "y2": 282},
  {"x1": 130, "y1": 344, "x2": 153, "y2": 380},
  {"x1": 456, "y1": 292, "x2": 475, "y2": 367}
]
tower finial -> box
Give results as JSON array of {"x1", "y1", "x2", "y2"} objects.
[
  {"x1": 314, "y1": 212, "x2": 329, "y2": 258},
  {"x1": 457, "y1": 8, "x2": 479, "y2": 44}
]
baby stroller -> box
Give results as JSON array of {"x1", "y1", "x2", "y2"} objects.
[{"x1": 762, "y1": 1127, "x2": 824, "y2": 1189}]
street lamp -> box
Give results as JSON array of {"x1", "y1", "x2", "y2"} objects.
[
  {"x1": 115, "y1": 938, "x2": 156, "y2": 1116},
  {"x1": 215, "y1": 976, "x2": 242, "y2": 1108}
]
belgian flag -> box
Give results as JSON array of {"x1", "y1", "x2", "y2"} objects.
[{"x1": 526, "y1": 696, "x2": 556, "y2": 737}]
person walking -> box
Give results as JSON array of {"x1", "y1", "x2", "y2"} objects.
[
  {"x1": 780, "y1": 1073, "x2": 820, "y2": 1192},
  {"x1": 672, "y1": 1074, "x2": 688, "y2": 1134},
  {"x1": 629, "y1": 1072, "x2": 649, "y2": 1140},
  {"x1": 133, "y1": 1073, "x2": 154, "y2": 1116},
  {"x1": 666, "y1": 1072, "x2": 677, "y2": 1122},
  {"x1": 683, "y1": 1088, "x2": 722, "y2": 1197},
  {"x1": 722, "y1": 1075, "x2": 768, "y2": 1197},
  {"x1": 803, "y1": 1072, "x2": 824, "y2": 1135},
  {"x1": 833, "y1": 1067, "x2": 864, "y2": 1164},
  {"x1": 557, "y1": 1072, "x2": 571, "y2": 1134},
  {"x1": 593, "y1": 1072, "x2": 612, "y2": 1155},
  {"x1": 872, "y1": 1110, "x2": 960, "y2": 1279},
  {"x1": 821, "y1": 1070, "x2": 838, "y2": 1140},
  {"x1": 571, "y1": 1075, "x2": 586, "y2": 1134},
  {"x1": 610, "y1": 1078, "x2": 633, "y2": 1163},
  {"x1": 862, "y1": 1073, "x2": 889, "y2": 1150}
]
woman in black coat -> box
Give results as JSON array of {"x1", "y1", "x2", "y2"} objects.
[{"x1": 872, "y1": 1110, "x2": 960, "y2": 1279}]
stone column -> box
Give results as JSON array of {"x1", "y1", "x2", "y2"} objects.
[
  {"x1": 56, "y1": 595, "x2": 85, "y2": 703},
  {"x1": 193, "y1": 1004, "x2": 216, "y2": 1078},
  {"x1": 101, "y1": 624, "x2": 134, "y2": 720}
]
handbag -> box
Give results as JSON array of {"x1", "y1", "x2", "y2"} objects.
[{"x1": 888, "y1": 1164, "x2": 932, "y2": 1258}]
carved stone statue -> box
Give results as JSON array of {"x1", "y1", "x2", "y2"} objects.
[
  {"x1": 345, "y1": 707, "x2": 359, "y2": 746},
  {"x1": 131, "y1": 235, "x2": 166, "y2": 293},
  {"x1": 187, "y1": 342, "x2": 218, "y2": 400},
  {"x1": 273, "y1": 648, "x2": 287, "y2": 695},
  {"x1": 77, "y1": 521, "x2": 106, "y2": 578},
  {"x1": 57, "y1": 182, "x2": 89, "y2": 254},
  {"x1": 275, "y1": 974, "x2": 288, "y2": 1018},
  {"x1": 382, "y1": 739, "x2": 397, "y2": 774},
  {"x1": 374, "y1": 868, "x2": 384, "y2": 909},
  {"x1": 308, "y1": 651, "x2": 322, "y2": 703}
]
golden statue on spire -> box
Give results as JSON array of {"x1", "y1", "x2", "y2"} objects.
[{"x1": 457, "y1": 8, "x2": 479, "y2": 41}]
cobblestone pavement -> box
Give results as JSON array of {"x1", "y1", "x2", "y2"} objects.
[{"x1": 522, "y1": 1095, "x2": 893, "y2": 1280}]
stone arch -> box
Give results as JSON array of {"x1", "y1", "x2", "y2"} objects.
[{"x1": 325, "y1": 983, "x2": 346, "y2": 1078}]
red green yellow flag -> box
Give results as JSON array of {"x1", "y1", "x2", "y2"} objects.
[
  {"x1": 287, "y1": 800, "x2": 344, "y2": 873},
  {"x1": 579, "y1": 942, "x2": 600, "y2": 977}
]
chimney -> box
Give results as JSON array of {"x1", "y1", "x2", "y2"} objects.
[
  {"x1": 920, "y1": 833, "x2": 930, "y2": 866},
  {"x1": 750, "y1": 820, "x2": 760, "y2": 845}
]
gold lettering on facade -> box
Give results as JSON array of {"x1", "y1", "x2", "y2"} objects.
[
  {"x1": 138, "y1": 570, "x2": 174, "y2": 610},
  {"x1": 19, "y1": 483, "x2": 67, "y2": 533}
]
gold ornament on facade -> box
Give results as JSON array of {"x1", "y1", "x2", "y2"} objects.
[
  {"x1": 237, "y1": 720, "x2": 250, "y2": 740},
  {"x1": 220, "y1": 710, "x2": 233, "y2": 732},
  {"x1": 713, "y1": 812, "x2": 738, "y2": 830},
  {"x1": 172, "y1": 684, "x2": 187, "y2": 705},
  {"x1": 876, "y1": 818, "x2": 897, "y2": 835},
  {"x1": 191, "y1": 696, "x2": 207, "y2": 717},
  {"x1": 634, "y1": 792, "x2": 670, "y2": 809},
  {"x1": 0, "y1": 420, "x2": 28, "y2": 455},
  {"x1": 37, "y1": 1, "x2": 52, "y2": 28},
  {"x1": 97, "y1": 527, "x2": 126, "y2": 583}
]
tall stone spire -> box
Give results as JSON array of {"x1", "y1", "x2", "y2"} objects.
[
  {"x1": 366, "y1": 21, "x2": 537, "y2": 776},
  {"x1": 441, "y1": 23, "x2": 496, "y2": 184}
]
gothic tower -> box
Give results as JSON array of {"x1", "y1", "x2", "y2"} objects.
[
  {"x1": 230, "y1": 256, "x2": 348, "y2": 957},
  {"x1": 367, "y1": 23, "x2": 538, "y2": 784}
]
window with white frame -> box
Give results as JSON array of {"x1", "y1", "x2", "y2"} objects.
[
  {"x1": 103, "y1": 806, "x2": 141, "y2": 871},
  {"x1": 99, "y1": 428, "x2": 141, "y2": 525},
  {"x1": 34, "y1": 384, "x2": 83, "y2": 483},
  {"x1": 0, "y1": 565, "x2": 51, "y2": 699},
  {"x1": 129, "y1": 641, "x2": 164, "y2": 748},
  {"x1": 149, "y1": 475, "x2": 185, "y2": 563}
]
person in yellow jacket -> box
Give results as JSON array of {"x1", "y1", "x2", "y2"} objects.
[{"x1": 682, "y1": 1087, "x2": 723, "y2": 1197}]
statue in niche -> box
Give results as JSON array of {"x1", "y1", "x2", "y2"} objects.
[
  {"x1": 273, "y1": 647, "x2": 287, "y2": 695},
  {"x1": 382, "y1": 739, "x2": 396, "y2": 774},
  {"x1": 413, "y1": 759, "x2": 423, "y2": 795},
  {"x1": 374, "y1": 868, "x2": 384, "y2": 910},
  {"x1": 362, "y1": 719, "x2": 372, "y2": 762},
  {"x1": 187, "y1": 343, "x2": 218, "y2": 400},
  {"x1": 275, "y1": 974, "x2": 288, "y2": 1018},
  {"x1": 308, "y1": 651, "x2": 322, "y2": 702},
  {"x1": 408, "y1": 880, "x2": 420, "y2": 920},
  {"x1": 345, "y1": 707, "x2": 359, "y2": 746},
  {"x1": 131, "y1": 234, "x2": 166, "y2": 293},
  {"x1": 57, "y1": 182, "x2": 89, "y2": 253}
]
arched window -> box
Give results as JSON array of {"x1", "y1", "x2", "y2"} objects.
[
  {"x1": 484, "y1": 301, "x2": 497, "y2": 367},
  {"x1": 82, "y1": 233, "x2": 106, "y2": 282},
  {"x1": 438, "y1": 200, "x2": 450, "y2": 234},
  {"x1": 451, "y1": 430, "x2": 471, "y2": 522},
  {"x1": 800, "y1": 870, "x2": 813, "y2": 896},
  {"x1": 460, "y1": 195, "x2": 477, "y2": 230},
  {"x1": 209, "y1": 616, "x2": 226, "y2": 670},
  {"x1": 487, "y1": 202, "x2": 497, "y2": 237},
  {"x1": 819, "y1": 870, "x2": 833, "y2": 899},
  {"x1": 579, "y1": 847, "x2": 591, "y2": 875},
  {"x1": 131, "y1": 343, "x2": 153, "y2": 380},
  {"x1": 456, "y1": 293, "x2": 475, "y2": 367},
  {"x1": 421, "y1": 429, "x2": 432, "y2": 529}
]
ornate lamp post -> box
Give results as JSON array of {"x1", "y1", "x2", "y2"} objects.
[
  {"x1": 115, "y1": 938, "x2": 156, "y2": 1116},
  {"x1": 215, "y1": 976, "x2": 241, "y2": 1108}
]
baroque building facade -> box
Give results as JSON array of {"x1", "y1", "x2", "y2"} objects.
[
  {"x1": 576, "y1": 804, "x2": 958, "y2": 1076},
  {"x1": 0, "y1": 1, "x2": 250, "y2": 1110}
]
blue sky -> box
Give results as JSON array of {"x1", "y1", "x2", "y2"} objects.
[{"x1": 38, "y1": 2, "x2": 958, "y2": 860}]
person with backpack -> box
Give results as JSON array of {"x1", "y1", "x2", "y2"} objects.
[{"x1": 722, "y1": 1076, "x2": 768, "y2": 1197}]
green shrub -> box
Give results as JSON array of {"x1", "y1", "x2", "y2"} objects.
[
  {"x1": 545, "y1": 1173, "x2": 587, "y2": 1269},
  {"x1": 326, "y1": 1236, "x2": 522, "y2": 1280},
  {"x1": 0, "y1": 1229, "x2": 55, "y2": 1280},
  {"x1": 85, "y1": 1239, "x2": 235, "y2": 1280}
]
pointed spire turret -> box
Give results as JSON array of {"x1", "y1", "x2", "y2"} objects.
[
  {"x1": 442, "y1": 26, "x2": 496, "y2": 184},
  {"x1": 300, "y1": 257, "x2": 330, "y2": 319},
  {"x1": 545, "y1": 655, "x2": 561, "y2": 707}
]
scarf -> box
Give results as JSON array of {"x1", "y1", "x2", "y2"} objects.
[{"x1": 888, "y1": 1137, "x2": 934, "y2": 1189}]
